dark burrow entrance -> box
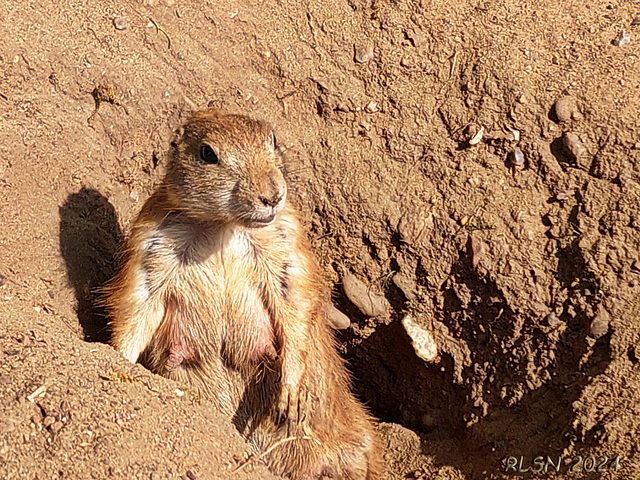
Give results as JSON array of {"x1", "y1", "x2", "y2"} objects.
[{"x1": 338, "y1": 246, "x2": 612, "y2": 477}]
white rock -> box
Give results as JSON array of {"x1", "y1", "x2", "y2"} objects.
[{"x1": 402, "y1": 314, "x2": 438, "y2": 362}]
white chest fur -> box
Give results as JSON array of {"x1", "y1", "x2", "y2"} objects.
[{"x1": 138, "y1": 222, "x2": 277, "y2": 365}]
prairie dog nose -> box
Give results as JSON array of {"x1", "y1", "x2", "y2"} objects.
[
  {"x1": 258, "y1": 189, "x2": 284, "y2": 207},
  {"x1": 256, "y1": 172, "x2": 286, "y2": 208}
]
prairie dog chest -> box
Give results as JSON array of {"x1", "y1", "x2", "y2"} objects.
[{"x1": 142, "y1": 222, "x2": 289, "y2": 364}]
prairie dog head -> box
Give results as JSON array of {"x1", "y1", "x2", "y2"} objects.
[{"x1": 165, "y1": 108, "x2": 287, "y2": 227}]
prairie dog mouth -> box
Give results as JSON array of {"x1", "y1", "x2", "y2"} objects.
[{"x1": 247, "y1": 212, "x2": 276, "y2": 227}]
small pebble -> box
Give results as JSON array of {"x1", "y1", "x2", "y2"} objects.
[
  {"x1": 50, "y1": 421, "x2": 64, "y2": 434},
  {"x1": 467, "y1": 235, "x2": 488, "y2": 268},
  {"x1": 43, "y1": 416, "x2": 55, "y2": 428},
  {"x1": 342, "y1": 272, "x2": 389, "y2": 317},
  {"x1": 554, "y1": 96, "x2": 580, "y2": 122},
  {"x1": 186, "y1": 471, "x2": 197, "y2": 480},
  {"x1": 613, "y1": 31, "x2": 631, "y2": 47},
  {"x1": 326, "y1": 304, "x2": 351, "y2": 330},
  {"x1": 590, "y1": 307, "x2": 610, "y2": 339},
  {"x1": 354, "y1": 45, "x2": 374, "y2": 64},
  {"x1": 364, "y1": 101, "x2": 378, "y2": 113},
  {"x1": 509, "y1": 148, "x2": 525, "y2": 168},
  {"x1": 546, "y1": 313, "x2": 561, "y2": 328},
  {"x1": 457, "y1": 123, "x2": 481, "y2": 145},
  {"x1": 563, "y1": 132, "x2": 587, "y2": 160},
  {"x1": 113, "y1": 16, "x2": 129, "y2": 30},
  {"x1": 556, "y1": 190, "x2": 575, "y2": 201},
  {"x1": 60, "y1": 400, "x2": 70, "y2": 419},
  {"x1": 397, "y1": 213, "x2": 425, "y2": 244},
  {"x1": 468, "y1": 125, "x2": 484, "y2": 145}
]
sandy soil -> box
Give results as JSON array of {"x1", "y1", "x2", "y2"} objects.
[{"x1": 1, "y1": 0, "x2": 639, "y2": 478}]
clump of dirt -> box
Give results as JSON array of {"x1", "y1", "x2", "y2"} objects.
[{"x1": 1, "y1": 0, "x2": 639, "y2": 479}]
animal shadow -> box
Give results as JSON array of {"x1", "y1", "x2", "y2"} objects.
[{"x1": 59, "y1": 188, "x2": 123, "y2": 343}]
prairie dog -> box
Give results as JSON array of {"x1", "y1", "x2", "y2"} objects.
[{"x1": 105, "y1": 108, "x2": 383, "y2": 479}]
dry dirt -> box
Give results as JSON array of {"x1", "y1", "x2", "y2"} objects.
[{"x1": 1, "y1": 0, "x2": 640, "y2": 479}]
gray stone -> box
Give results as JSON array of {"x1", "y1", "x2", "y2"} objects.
[
  {"x1": 546, "y1": 313, "x2": 561, "y2": 328},
  {"x1": 342, "y1": 272, "x2": 389, "y2": 317},
  {"x1": 326, "y1": 304, "x2": 351, "y2": 330},
  {"x1": 563, "y1": 132, "x2": 587, "y2": 161},
  {"x1": 113, "y1": 16, "x2": 129, "y2": 31},
  {"x1": 590, "y1": 307, "x2": 610, "y2": 339},
  {"x1": 50, "y1": 421, "x2": 64, "y2": 434},
  {"x1": 554, "y1": 96, "x2": 581, "y2": 122},
  {"x1": 392, "y1": 273, "x2": 416, "y2": 301},
  {"x1": 354, "y1": 45, "x2": 374, "y2": 64}
]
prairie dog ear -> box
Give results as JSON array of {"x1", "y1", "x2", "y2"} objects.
[{"x1": 170, "y1": 126, "x2": 185, "y2": 149}]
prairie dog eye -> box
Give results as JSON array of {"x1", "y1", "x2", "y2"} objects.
[{"x1": 200, "y1": 145, "x2": 218, "y2": 164}]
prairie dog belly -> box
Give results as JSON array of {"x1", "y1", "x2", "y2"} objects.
[
  {"x1": 143, "y1": 264, "x2": 225, "y2": 373},
  {"x1": 220, "y1": 230, "x2": 278, "y2": 367},
  {"x1": 220, "y1": 284, "x2": 276, "y2": 367},
  {"x1": 142, "y1": 225, "x2": 277, "y2": 372}
]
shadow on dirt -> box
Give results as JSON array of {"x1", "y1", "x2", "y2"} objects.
[
  {"x1": 550, "y1": 137, "x2": 575, "y2": 168},
  {"x1": 59, "y1": 188, "x2": 123, "y2": 343},
  {"x1": 346, "y1": 240, "x2": 612, "y2": 478}
]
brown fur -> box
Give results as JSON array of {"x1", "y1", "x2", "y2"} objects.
[{"x1": 104, "y1": 108, "x2": 383, "y2": 479}]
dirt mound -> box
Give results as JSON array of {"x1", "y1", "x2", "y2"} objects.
[{"x1": 1, "y1": 0, "x2": 639, "y2": 478}]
